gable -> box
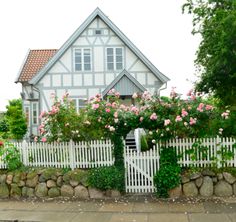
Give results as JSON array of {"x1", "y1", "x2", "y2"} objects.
[{"x1": 29, "y1": 8, "x2": 169, "y2": 85}]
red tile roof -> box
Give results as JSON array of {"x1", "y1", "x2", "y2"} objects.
[{"x1": 16, "y1": 49, "x2": 57, "y2": 83}]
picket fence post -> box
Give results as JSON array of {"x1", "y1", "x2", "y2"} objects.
[
  {"x1": 22, "y1": 140, "x2": 28, "y2": 166},
  {"x1": 69, "y1": 140, "x2": 75, "y2": 170},
  {"x1": 216, "y1": 136, "x2": 222, "y2": 168}
]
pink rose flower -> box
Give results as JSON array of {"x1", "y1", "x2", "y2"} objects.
[
  {"x1": 106, "y1": 108, "x2": 111, "y2": 113},
  {"x1": 92, "y1": 103, "x2": 99, "y2": 110},
  {"x1": 150, "y1": 113, "x2": 157, "y2": 120},
  {"x1": 175, "y1": 115, "x2": 182, "y2": 122},
  {"x1": 41, "y1": 137, "x2": 47, "y2": 142},
  {"x1": 164, "y1": 119, "x2": 171, "y2": 126}
]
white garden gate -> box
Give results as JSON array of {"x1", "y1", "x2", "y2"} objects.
[{"x1": 124, "y1": 146, "x2": 160, "y2": 193}]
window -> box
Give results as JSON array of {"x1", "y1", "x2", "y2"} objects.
[
  {"x1": 74, "y1": 48, "x2": 91, "y2": 71},
  {"x1": 95, "y1": 29, "x2": 102, "y2": 35},
  {"x1": 72, "y1": 98, "x2": 86, "y2": 112},
  {"x1": 24, "y1": 106, "x2": 30, "y2": 126},
  {"x1": 106, "y1": 47, "x2": 123, "y2": 70},
  {"x1": 32, "y1": 102, "x2": 38, "y2": 125}
]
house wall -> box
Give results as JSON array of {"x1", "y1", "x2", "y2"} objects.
[{"x1": 37, "y1": 17, "x2": 163, "y2": 112}]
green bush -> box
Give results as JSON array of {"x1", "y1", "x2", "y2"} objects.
[
  {"x1": 154, "y1": 147, "x2": 181, "y2": 198},
  {"x1": 88, "y1": 166, "x2": 125, "y2": 192},
  {"x1": 154, "y1": 164, "x2": 181, "y2": 198},
  {"x1": 0, "y1": 142, "x2": 23, "y2": 171}
]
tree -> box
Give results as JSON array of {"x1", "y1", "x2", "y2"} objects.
[
  {"x1": 5, "y1": 99, "x2": 27, "y2": 140},
  {"x1": 183, "y1": 0, "x2": 236, "y2": 106}
]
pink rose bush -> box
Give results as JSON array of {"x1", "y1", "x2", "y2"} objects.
[{"x1": 37, "y1": 88, "x2": 233, "y2": 143}]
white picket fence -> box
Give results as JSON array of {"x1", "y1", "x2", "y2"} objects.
[{"x1": 0, "y1": 140, "x2": 114, "y2": 169}]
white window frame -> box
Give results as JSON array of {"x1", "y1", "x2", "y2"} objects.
[
  {"x1": 106, "y1": 47, "x2": 123, "y2": 71},
  {"x1": 72, "y1": 98, "x2": 86, "y2": 113},
  {"x1": 74, "y1": 48, "x2": 92, "y2": 72},
  {"x1": 32, "y1": 102, "x2": 38, "y2": 125}
]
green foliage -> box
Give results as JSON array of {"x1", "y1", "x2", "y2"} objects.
[
  {"x1": 88, "y1": 166, "x2": 125, "y2": 192},
  {"x1": 183, "y1": 0, "x2": 236, "y2": 106},
  {"x1": 140, "y1": 134, "x2": 149, "y2": 152},
  {"x1": 0, "y1": 142, "x2": 23, "y2": 171},
  {"x1": 154, "y1": 147, "x2": 181, "y2": 198},
  {"x1": 5, "y1": 99, "x2": 27, "y2": 140}
]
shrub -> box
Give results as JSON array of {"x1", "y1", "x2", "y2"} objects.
[
  {"x1": 0, "y1": 142, "x2": 23, "y2": 171},
  {"x1": 88, "y1": 166, "x2": 125, "y2": 192},
  {"x1": 140, "y1": 135, "x2": 148, "y2": 151},
  {"x1": 154, "y1": 147, "x2": 181, "y2": 198}
]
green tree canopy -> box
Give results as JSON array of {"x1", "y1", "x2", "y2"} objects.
[
  {"x1": 183, "y1": 0, "x2": 236, "y2": 106},
  {"x1": 5, "y1": 99, "x2": 27, "y2": 140}
]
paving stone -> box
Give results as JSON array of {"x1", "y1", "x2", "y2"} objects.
[
  {"x1": 188, "y1": 213, "x2": 231, "y2": 222},
  {"x1": 149, "y1": 213, "x2": 188, "y2": 222}
]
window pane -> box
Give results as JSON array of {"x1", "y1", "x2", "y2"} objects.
[
  {"x1": 84, "y1": 49, "x2": 90, "y2": 55},
  {"x1": 84, "y1": 64, "x2": 91, "y2": 71},
  {"x1": 107, "y1": 63, "x2": 114, "y2": 70},
  {"x1": 107, "y1": 48, "x2": 113, "y2": 55},
  {"x1": 116, "y1": 62, "x2": 123, "y2": 70},
  {"x1": 107, "y1": 55, "x2": 113, "y2": 63},
  {"x1": 75, "y1": 56, "x2": 81, "y2": 63},
  {"x1": 75, "y1": 64, "x2": 82, "y2": 71},
  {"x1": 84, "y1": 56, "x2": 90, "y2": 63},
  {"x1": 116, "y1": 48, "x2": 122, "y2": 55},
  {"x1": 116, "y1": 55, "x2": 122, "y2": 63},
  {"x1": 79, "y1": 99, "x2": 86, "y2": 106}
]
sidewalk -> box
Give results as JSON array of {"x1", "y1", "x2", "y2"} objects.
[{"x1": 0, "y1": 196, "x2": 235, "y2": 222}]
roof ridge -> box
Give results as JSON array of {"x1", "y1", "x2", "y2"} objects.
[{"x1": 30, "y1": 49, "x2": 58, "y2": 51}]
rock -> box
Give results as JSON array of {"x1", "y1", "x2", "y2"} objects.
[
  {"x1": 27, "y1": 171, "x2": 38, "y2": 180},
  {"x1": 88, "y1": 187, "x2": 104, "y2": 199},
  {"x1": 17, "y1": 181, "x2": 25, "y2": 187},
  {"x1": 26, "y1": 175, "x2": 38, "y2": 188},
  {"x1": 183, "y1": 182, "x2": 198, "y2": 197},
  {"x1": 40, "y1": 169, "x2": 58, "y2": 182},
  {"x1": 74, "y1": 185, "x2": 89, "y2": 199},
  {"x1": 39, "y1": 175, "x2": 46, "y2": 183},
  {"x1": 199, "y1": 176, "x2": 213, "y2": 197},
  {"x1": 35, "y1": 183, "x2": 48, "y2": 197},
  {"x1": 22, "y1": 187, "x2": 34, "y2": 197},
  {"x1": 6, "y1": 174, "x2": 13, "y2": 185},
  {"x1": 46, "y1": 180, "x2": 56, "y2": 188},
  {"x1": 168, "y1": 185, "x2": 182, "y2": 198},
  {"x1": 223, "y1": 172, "x2": 236, "y2": 184},
  {"x1": 0, "y1": 184, "x2": 9, "y2": 198},
  {"x1": 0, "y1": 174, "x2": 6, "y2": 184},
  {"x1": 10, "y1": 184, "x2": 21, "y2": 198},
  {"x1": 214, "y1": 180, "x2": 233, "y2": 197},
  {"x1": 195, "y1": 177, "x2": 203, "y2": 188},
  {"x1": 212, "y1": 177, "x2": 218, "y2": 184},
  {"x1": 48, "y1": 187, "x2": 60, "y2": 198},
  {"x1": 56, "y1": 176, "x2": 63, "y2": 187},
  {"x1": 13, "y1": 173, "x2": 21, "y2": 183},
  {"x1": 190, "y1": 172, "x2": 201, "y2": 180},
  {"x1": 181, "y1": 175, "x2": 190, "y2": 184},
  {"x1": 61, "y1": 185, "x2": 74, "y2": 197},
  {"x1": 217, "y1": 173, "x2": 223, "y2": 180},
  {"x1": 233, "y1": 183, "x2": 236, "y2": 195},
  {"x1": 70, "y1": 180, "x2": 79, "y2": 187},
  {"x1": 20, "y1": 172, "x2": 27, "y2": 181},
  {"x1": 202, "y1": 169, "x2": 215, "y2": 177},
  {"x1": 63, "y1": 173, "x2": 70, "y2": 184}
]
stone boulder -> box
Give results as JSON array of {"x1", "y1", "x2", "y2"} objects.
[
  {"x1": 74, "y1": 185, "x2": 89, "y2": 199},
  {"x1": 233, "y1": 183, "x2": 236, "y2": 195},
  {"x1": 183, "y1": 182, "x2": 198, "y2": 197},
  {"x1": 61, "y1": 185, "x2": 74, "y2": 197},
  {"x1": 202, "y1": 169, "x2": 215, "y2": 177},
  {"x1": 26, "y1": 175, "x2": 38, "y2": 188},
  {"x1": 214, "y1": 180, "x2": 233, "y2": 197},
  {"x1": 199, "y1": 176, "x2": 213, "y2": 197},
  {"x1": 217, "y1": 173, "x2": 223, "y2": 180},
  {"x1": 6, "y1": 174, "x2": 13, "y2": 185},
  {"x1": 46, "y1": 180, "x2": 56, "y2": 188},
  {"x1": 181, "y1": 175, "x2": 190, "y2": 184},
  {"x1": 0, "y1": 174, "x2": 6, "y2": 184},
  {"x1": 190, "y1": 172, "x2": 201, "y2": 180},
  {"x1": 195, "y1": 177, "x2": 203, "y2": 188},
  {"x1": 48, "y1": 187, "x2": 60, "y2": 198},
  {"x1": 69, "y1": 180, "x2": 79, "y2": 187},
  {"x1": 22, "y1": 187, "x2": 34, "y2": 197},
  {"x1": 35, "y1": 183, "x2": 48, "y2": 197},
  {"x1": 10, "y1": 184, "x2": 22, "y2": 198},
  {"x1": 56, "y1": 176, "x2": 63, "y2": 187},
  {"x1": 88, "y1": 187, "x2": 104, "y2": 199},
  {"x1": 168, "y1": 185, "x2": 182, "y2": 198},
  {"x1": 0, "y1": 184, "x2": 9, "y2": 198},
  {"x1": 223, "y1": 172, "x2": 236, "y2": 184}
]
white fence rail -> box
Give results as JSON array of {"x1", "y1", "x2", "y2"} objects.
[{"x1": 0, "y1": 140, "x2": 114, "y2": 170}]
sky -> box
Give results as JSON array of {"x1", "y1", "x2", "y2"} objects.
[{"x1": 0, "y1": 0, "x2": 201, "y2": 111}]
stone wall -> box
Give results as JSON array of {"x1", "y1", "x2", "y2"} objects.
[
  {"x1": 170, "y1": 169, "x2": 236, "y2": 198},
  {"x1": 0, "y1": 169, "x2": 121, "y2": 199}
]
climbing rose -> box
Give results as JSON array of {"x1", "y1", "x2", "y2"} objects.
[
  {"x1": 150, "y1": 113, "x2": 157, "y2": 120},
  {"x1": 41, "y1": 137, "x2": 47, "y2": 142},
  {"x1": 164, "y1": 119, "x2": 171, "y2": 126}
]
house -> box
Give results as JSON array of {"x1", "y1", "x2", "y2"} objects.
[{"x1": 15, "y1": 8, "x2": 170, "y2": 138}]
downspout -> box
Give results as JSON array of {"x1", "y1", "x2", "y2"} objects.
[
  {"x1": 157, "y1": 82, "x2": 167, "y2": 96},
  {"x1": 32, "y1": 85, "x2": 41, "y2": 137}
]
